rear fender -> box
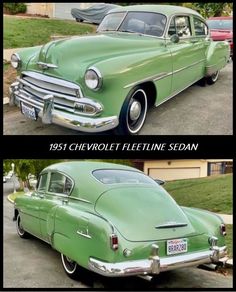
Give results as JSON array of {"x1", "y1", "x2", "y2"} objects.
[{"x1": 205, "y1": 41, "x2": 230, "y2": 76}]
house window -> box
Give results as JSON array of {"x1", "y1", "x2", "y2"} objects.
[{"x1": 208, "y1": 162, "x2": 225, "y2": 176}]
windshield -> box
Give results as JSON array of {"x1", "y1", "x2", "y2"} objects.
[
  {"x1": 207, "y1": 19, "x2": 232, "y2": 30},
  {"x1": 98, "y1": 11, "x2": 167, "y2": 37},
  {"x1": 93, "y1": 169, "x2": 157, "y2": 185}
]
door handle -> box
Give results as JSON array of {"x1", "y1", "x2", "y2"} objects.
[{"x1": 62, "y1": 198, "x2": 68, "y2": 204}]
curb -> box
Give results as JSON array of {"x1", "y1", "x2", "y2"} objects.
[{"x1": 7, "y1": 195, "x2": 14, "y2": 204}]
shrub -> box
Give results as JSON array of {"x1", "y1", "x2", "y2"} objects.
[{"x1": 4, "y1": 3, "x2": 27, "y2": 15}]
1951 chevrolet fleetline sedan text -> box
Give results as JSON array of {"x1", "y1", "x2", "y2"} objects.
[
  {"x1": 9, "y1": 5, "x2": 230, "y2": 134},
  {"x1": 14, "y1": 162, "x2": 227, "y2": 280}
]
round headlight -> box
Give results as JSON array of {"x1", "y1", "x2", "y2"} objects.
[
  {"x1": 85, "y1": 67, "x2": 102, "y2": 90},
  {"x1": 11, "y1": 53, "x2": 21, "y2": 69}
]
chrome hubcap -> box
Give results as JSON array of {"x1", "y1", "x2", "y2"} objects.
[
  {"x1": 129, "y1": 100, "x2": 141, "y2": 121},
  {"x1": 212, "y1": 71, "x2": 219, "y2": 82}
]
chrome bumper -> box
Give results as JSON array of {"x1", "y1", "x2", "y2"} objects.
[
  {"x1": 88, "y1": 246, "x2": 227, "y2": 277},
  {"x1": 9, "y1": 82, "x2": 119, "y2": 133}
]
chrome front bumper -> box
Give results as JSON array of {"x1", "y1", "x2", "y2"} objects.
[
  {"x1": 9, "y1": 82, "x2": 119, "y2": 133},
  {"x1": 88, "y1": 245, "x2": 227, "y2": 277}
]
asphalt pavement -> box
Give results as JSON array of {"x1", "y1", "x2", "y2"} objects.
[
  {"x1": 3, "y1": 62, "x2": 232, "y2": 135},
  {"x1": 3, "y1": 179, "x2": 233, "y2": 289}
]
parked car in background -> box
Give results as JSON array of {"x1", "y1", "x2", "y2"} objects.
[
  {"x1": 14, "y1": 161, "x2": 227, "y2": 280},
  {"x1": 3, "y1": 175, "x2": 7, "y2": 183},
  {"x1": 207, "y1": 17, "x2": 233, "y2": 57},
  {"x1": 10, "y1": 5, "x2": 230, "y2": 135},
  {"x1": 71, "y1": 3, "x2": 120, "y2": 24}
]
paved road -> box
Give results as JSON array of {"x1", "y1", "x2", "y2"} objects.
[
  {"x1": 3, "y1": 62, "x2": 232, "y2": 135},
  {"x1": 3, "y1": 181, "x2": 233, "y2": 289}
]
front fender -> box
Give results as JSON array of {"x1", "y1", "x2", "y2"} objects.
[{"x1": 205, "y1": 41, "x2": 230, "y2": 76}]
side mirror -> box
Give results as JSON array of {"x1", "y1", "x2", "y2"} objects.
[
  {"x1": 154, "y1": 179, "x2": 165, "y2": 185},
  {"x1": 170, "y1": 34, "x2": 180, "y2": 44}
]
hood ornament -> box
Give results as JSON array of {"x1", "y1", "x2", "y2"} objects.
[{"x1": 37, "y1": 62, "x2": 58, "y2": 70}]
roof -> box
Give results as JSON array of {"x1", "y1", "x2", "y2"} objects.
[
  {"x1": 42, "y1": 161, "x2": 140, "y2": 203},
  {"x1": 110, "y1": 4, "x2": 203, "y2": 18},
  {"x1": 208, "y1": 16, "x2": 232, "y2": 20}
]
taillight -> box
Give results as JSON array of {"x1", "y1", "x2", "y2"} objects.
[
  {"x1": 110, "y1": 234, "x2": 118, "y2": 250},
  {"x1": 220, "y1": 223, "x2": 227, "y2": 236}
]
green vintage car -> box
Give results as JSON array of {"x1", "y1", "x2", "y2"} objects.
[
  {"x1": 14, "y1": 161, "x2": 227, "y2": 280},
  {"x1": 9, "y1": 5, "x2": 230, "y2": 135}
]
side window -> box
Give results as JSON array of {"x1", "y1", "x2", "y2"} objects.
[
  {"x1": 175, "y1": 16, "x2": 192, "y2": 37},
  {"x1": 48, "y1": 172, "x2": 73, "y2": 195},
  {"x1": 37, "y1": 173, "x2": 48, "y2": 192},
  {"x1": 194, "y1": 17, "x2": 208, "y2": 36}
]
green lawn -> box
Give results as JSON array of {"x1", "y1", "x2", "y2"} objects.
[
  {"x1": 4, "y1": 16, "x2": 95, "y2": 49},
  {"x1": 164, "y1": 174, "x2": 232, "y2": 214}
]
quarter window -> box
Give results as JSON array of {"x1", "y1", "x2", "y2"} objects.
[
  {"x1": 48, "y1": 172, "x2": 73, "y2": 195},
  {"x1": 37, "y1": 173, "x2": 48, "y2": 192},
  {"x1": 194, "y1": 18, "x2": 208, "y2": 36}
]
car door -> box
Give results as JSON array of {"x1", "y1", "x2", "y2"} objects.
[
  {"x1": 167, "y1": 14, "x2": 207, "y2": 94},
  {"x1": 21, "y1": 172, "x2": 48, "y2": 238},
  {"x1": 39, "y1": 171, "x2": 74, "y2": 243}
]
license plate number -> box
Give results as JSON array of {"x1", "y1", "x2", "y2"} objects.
[
  {"x1": 21, "y1": 102, "x2": 37, "y2": 120},
  {"x1": 167, "y1": 238, "x2": 188, "y2": 255}
]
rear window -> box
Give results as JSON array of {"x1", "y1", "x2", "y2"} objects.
[{"x1": 93, "y1": 169, "x2": 157, "y2": 185}]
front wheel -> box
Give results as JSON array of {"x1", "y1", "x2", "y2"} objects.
[
  {"x1": 115, "y1": 86, "x2": 148, "y2": 135},
  {"x1": 206, "y1": 70, "x2": 219, "y2": 85},
  {"x1": 61, "y1": 254, "x2": 80, "y2": 280}
]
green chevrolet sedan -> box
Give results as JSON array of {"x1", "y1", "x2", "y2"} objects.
[
  {"x1": 14, "y1": 162, "x2": 227, "y2": 280},
  {"x1": 10, "y1": 5, "x2": 230, "y2": 134}
]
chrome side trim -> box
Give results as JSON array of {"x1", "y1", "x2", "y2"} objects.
[
  {"x1": 88, "y1": 246, "x2": 227, "y2": 277},
  {"x1": 124, "y1": 72, "x2": 169, "y2": 89},
  {"x1": 124, "y1": 59, "x2": 205, "y2": 89},
  {"x1": 77, "y1": 230, "x2": 92, "y2": 239},
  {"x1": 70, "y1": 196, "x2": 92, "y2": 204},
  {"x1": 155, "y1": 76, "x2": 204, "y2": 107}
]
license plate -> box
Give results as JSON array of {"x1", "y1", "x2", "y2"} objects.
[
  {"x1": 21, "y1": 102, "x2": 37, "y2": 120},
  {"x1": 167, "y1": 238, "x2": 188, "y2": 255}
]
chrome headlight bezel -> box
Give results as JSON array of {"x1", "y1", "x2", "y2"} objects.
[
  {"x1": 85, "y1": 67, "x2": 102, "y2": 91},
  {"x1": 11, "y1": 53, "x2": 21, "y2": 69}
]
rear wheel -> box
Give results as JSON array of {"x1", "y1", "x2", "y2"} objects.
[
  {"x1": 115, "y1": 86, "x2": 148, "y2": 135},
  {"x1": 16, "y1": 214, "x2": 29, "y2": 238},
  {"x1": 61, "y1": 254, "x2": 80, "y2": 279},
  {"x1": 206, "y1": 70, "x2": 219, "y2": 85}
]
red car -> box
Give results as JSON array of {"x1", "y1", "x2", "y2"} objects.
[{"x1": 207, "y1": 16, "x2": 233, "y2": 57}]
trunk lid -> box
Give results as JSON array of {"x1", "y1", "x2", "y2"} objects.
[{"x1": 95, "y1": 185, "x2": 203, "y2": 242}]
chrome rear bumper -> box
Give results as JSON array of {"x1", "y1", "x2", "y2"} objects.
[
  {"x1": 88, "y1": 246, "x2": 227, "y2": 277},
  {"x1": 9, "y1": 81, "x2": 118, "y2": 133}
]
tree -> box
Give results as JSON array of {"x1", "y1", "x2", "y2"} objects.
[{"x1": 186, "y1": 3, "x2": 232, "y2": 18}]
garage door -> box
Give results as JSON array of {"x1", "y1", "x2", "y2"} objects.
[
  {"x1": 148, "y1": 168, "x2": 201, "y2": 181},
  {"x1": 54, "y1": 3, "x2": 93, "y2": 20}
]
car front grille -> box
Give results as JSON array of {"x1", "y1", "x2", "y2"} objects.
[{"x1": 17, "y1": 71, "x2": 83, "y2": 112}]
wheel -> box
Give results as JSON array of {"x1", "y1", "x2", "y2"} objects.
[
  {"x1": 206, "y1": 70, "x2": 219, "y2": 85},
  {"x1": 16, "y1": 214, "x2": 29, "y2": 238},
  {"x1": 61, "y1": 253, "x2": 80, "y2": 279},
  {"x1": 115, "y1": 86, "x2": 148, "y2": 135}
]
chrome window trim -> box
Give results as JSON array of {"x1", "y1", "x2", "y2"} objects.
[{"x1": 46, "y1": 170, "x2": 75, "y2": 197}]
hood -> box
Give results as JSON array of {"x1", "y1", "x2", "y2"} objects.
[
  {"x1": 28, "y1": 33, "x2": 162, "y2": 78},
  {"x1": 95, "y1": 186, "x2": 202, "y2": 242}
]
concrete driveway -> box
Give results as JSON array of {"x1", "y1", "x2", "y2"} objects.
[
  {"x1": 3, "y1": 181, "x2": 233, "y2": 289},
  {"x1": 3, "y1": 62, "x2": 232, "y2": 135}
]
